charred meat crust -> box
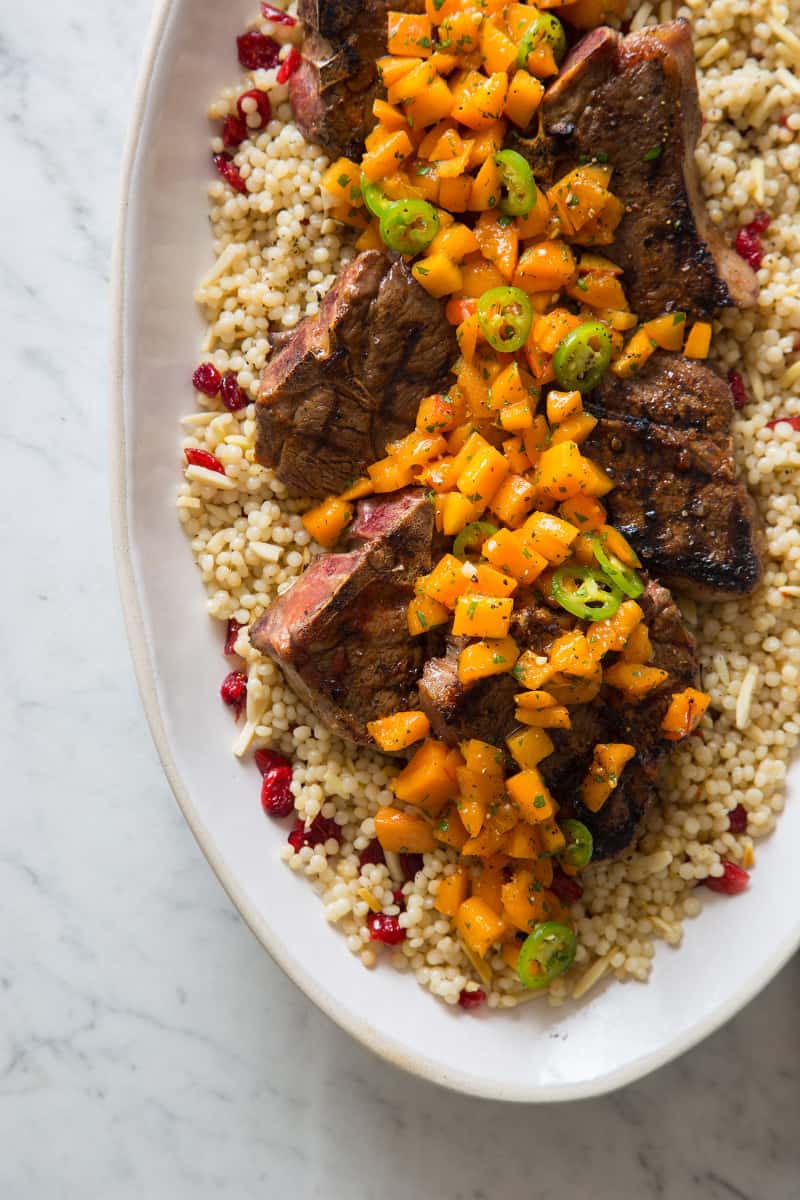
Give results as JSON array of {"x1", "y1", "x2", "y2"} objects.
[
  {"x1": 255, "y1": 250, "x2": 457, "y2": 498},
  {"x1": 585, "y1": 352, "x2": 764, "y2": 598},
  {"x1": 291, "y1": 0, "x2": 424, "y2": 159},
  {"x1": 249, "y1": 489, "x2": 442, "y2": 745},
  {"x1": 541, "y1": 20, "x2": 758, "y2": 317}
]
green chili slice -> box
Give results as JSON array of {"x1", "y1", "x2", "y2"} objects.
[
  {"x1": 516, "y1": 13, "x2": 567, "y2": 70},
  {"x1": 453, "y1": 521, "x2": 499, "y2": 561},
  {"x1": 517, "y1": 922, "x2": 577, "y2": 990},
  {"x1": 361, "y1": 173, "x2": 393, "y2": 219},
  {"x1": 560, "y1": 819, "x2": 594, "y2": 870},
  {"x1": 552, "y1": 321, "x2": 613, "y2": 393},
  {"x1": 494, "y1": 149, "x2": 537, "y2": 217},
  {"x1": 591, "y1": 534, "x2": 644, "y2": 599},
  {"x1": 551, "y1": 565, "x2": 623, "y2": 622},
  {"x1": 477, "y1": 286, "x2": 532, "y2": 353},
  {"x1": 379, "y1": 199, "x2": 440, "y2": 255}
]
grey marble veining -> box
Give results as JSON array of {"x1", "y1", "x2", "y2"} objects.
[{"x1": 0, "y1": 2, "x2": 798, "y2": 1196}]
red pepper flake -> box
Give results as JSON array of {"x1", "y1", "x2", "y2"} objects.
[
  {"x1": 224, "y1": 617, "x2": 243, "y2": 656},
  {"x1": 704, "y1": 860, "x2": 749, "y2": 895},
  {"x1": 766, "y1": 415, "x2": 800, "y2": 431},
  {"x1": 734, "y1": 211, "x2": 770, "y2": 270},
  {"x1": 220, "y1": 670, "x2": 247, "y2": 718},
  {"x1": 236, "y1": 88, "x2": 271, "y2": 131},
  {"x1": 212, "y1": 152, "x2": 248, "y2": 195},
  {"x1": 458, "y1": 987, "x2": 486, "y2": 1010},
  {"x1": 222, "y1": 114, "x2": 248, "y2": 150},
  {"x1": 184, "y1": 447, "x2": 226, "y2": 474},
  {"x1": 727, "y1": 804, "x2": 748, "y2": 834},
  {"x1": 367, "y1": 913, "x2": 406, "y2": 945},
  {"x1": 277, "y1": 46, "x2": 302, "y2": 84},
  {"x1": 260, "y1": 2, "x2": 297, "y2": 25},
  {"x1": 727, "y1": 369, "x2": 748, "y2": 410},
  {"x1": 237, "y1": 30, "x2": 280, "y2": 69}
]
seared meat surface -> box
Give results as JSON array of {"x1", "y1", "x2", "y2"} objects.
[
  {"x1": 420, "y1": 580, "x2": 697, "y2": 859},
  {"x1": 250, "y1": 489, "x2": 441, "y2": 745},
  {"x1": 255, "y1": 250, "x2": 457, "y2": 498},
  {"x1": 541, "y1": 21, "x2": 758, "y2": 317},
  {"x1": 585, "y1": 352, "x2": 764, "y2": 598},
  {"x1": 291, "y1": 0, "x2": 423, "y2": 158}
]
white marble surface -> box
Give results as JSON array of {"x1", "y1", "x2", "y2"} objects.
[{"x1": 1, "y1": 1, "x2": 798, "y2": 1195}]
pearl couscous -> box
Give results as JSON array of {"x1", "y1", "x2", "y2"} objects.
[{"x1": 177, "y1": 0, "x2": 800, "y2": 1007}]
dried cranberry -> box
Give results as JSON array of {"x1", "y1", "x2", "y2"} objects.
[
  {"x1": 260, "y1": 2, "x2": 297, "y2": 25},
  {"x1": 220, "y1": 370, "x2": 247, "y2": 411},
  {"x1": 255, "y1": 748, "x2": 291, "y2": 776},
  {"x1": 358, "y1": 840, "x2": 386, "y2": 868},
  {"x1": 192, "y1": 362, "x2": 222, "y2": 397},
  {"x1": 237, "y1": 31, "x2": 280, "y2": 70},
  {"x1": 367, "y1": 913, "x2": 406, "y2": 945},
  {"x1": 704, "y1": 860, "x2": 750, "y2": 895},
  {"x1": 277, "y1": 46, "x2": 302, "y2": 84},
  {"x1": 224, "y1": 618, "x2": 243, "y2": 657},
  {"x1": 550, "y1": 864, "x2": 584, "y2": 906},
  {"x1": 222, "y1": 114, "x2": 248, "y2": 150},
  {"x1": 734, "y1": 227, "x2": 762, "y2": 270},
  {"x1": 261, "y1": 767, "x2": 294, "y2": 817},
  {"x1": 766, "y1": 414, "x2": 800, "y2": 432},
  {"x1": 220, "y1": 670, "x2": 247, "y2": 718},
  {"x1": 458, "y1": 987, "x2": 486, "y2": 1011},
  {"x1": 236, "y1": 88, "x2": 271, "y2": 132},
  {"x1": 307, "y1": 814, "x2": 340, "y2": 846},
  {"x1": 287, "y1": 814, "x2": 340, "y2": 851},
  {"x1": 287, "y1": 820, "x2": 306, "y2": 852},
  {"x1": 735, "y1": 214, "x2": 770, "y2": 271},
  {"x1": 727, "y1": 369, "x2": 748, "y2": 410},
  {"x1": 399, "y1": 853, "x2": 423, "y2": 881},
  {"x1": 212, "y1": 152, "x2": 247, "y2": 195},
  {"x1": 184, "y1": 447, "x2": 225, "y2": 474},
  {"x1": 727, "y1": 804, "x2": 748, "y2": 834}
]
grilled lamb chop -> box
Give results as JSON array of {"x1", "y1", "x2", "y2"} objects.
[
  {"x1": 249, "y1": 489, "x2": 441, "y2": 744},
  {"x1": 255, "y1": 250, "x2": 457, "y2": 498},
  {"x1": 291, "y1": 0, "x2": 424, "y2": 158},
  {"x1": 419, "y1": 580, "x2": 697, "y2": 859},
  {"x1": 584, "y1": 352, "x2": 764, "y2": 598},
  {"x1": 541, "y1": 20, "x2": 758, "y2": 317}
]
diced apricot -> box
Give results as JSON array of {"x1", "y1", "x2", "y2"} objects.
[
  {"x1": 457, "y1": 636, "x2": 520, "y2": 684},
  {"x1": 367, "y1": 710, "x2": 431, "y2": 753},
  {"x1": 435, "y1": 867, "x2": 470, "y2": 917},
  {"x1": 392, "y1": 738, "x2": 460, "y2": 815},
  {"x1": 455, "y1": 897, "x2": 507, "y2": 958},
  {"x1": 375, "y1": 806, "x2": 436, "y2": 853}
]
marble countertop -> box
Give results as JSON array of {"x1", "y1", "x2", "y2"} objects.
[{"x1": 1, "y1": 1, "x2": 797, "y2": 1195}]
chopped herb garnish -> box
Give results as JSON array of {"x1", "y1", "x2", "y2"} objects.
[{"x1": 643, "y1": 143, "x2": 663, "y2": 162}]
